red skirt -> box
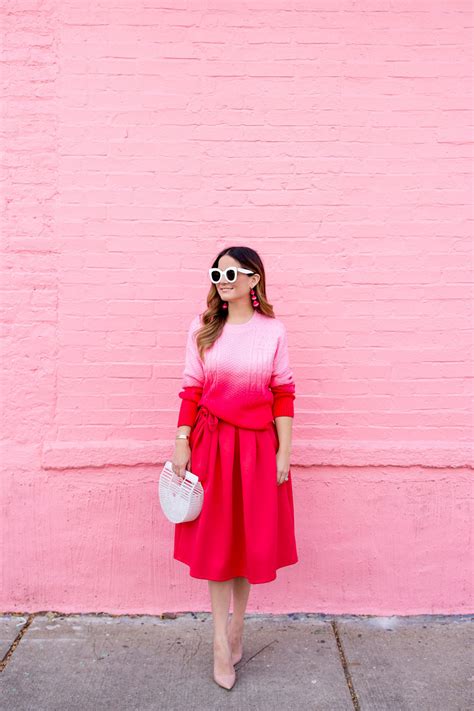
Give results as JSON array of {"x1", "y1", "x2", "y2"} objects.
[{"x1": 173, "y1": 405, "x2": 298, "y2": 584}]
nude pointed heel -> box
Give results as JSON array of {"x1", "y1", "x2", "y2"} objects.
[
  {"x1": 213, "y1": 670, "x2": 236, "y2": 690},
  {"x1": 227, "y1": 618, "x2": 243, "y2": 665},
  {"x1": 213, "y1": 639, "x2": 236, "y2": 690},
  {"x1": 232, "y1": 648, "x2": 243, "y2": 665}
]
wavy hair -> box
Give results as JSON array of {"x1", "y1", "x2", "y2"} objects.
[{"x1": 195, "y1": 246, "x2": 275, "y2": 361}]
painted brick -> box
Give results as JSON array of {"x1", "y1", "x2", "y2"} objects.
[{"x1": 1, "y1": 0, "x2": 472, "y2": 614}]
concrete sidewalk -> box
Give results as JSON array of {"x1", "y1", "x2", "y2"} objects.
[{"x1": 0, "y1": 612, "x2": 472, "y2": 710}]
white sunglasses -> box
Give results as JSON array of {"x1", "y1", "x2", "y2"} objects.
[{"x1": 209, "y1": 267, "x2": 255, "y2": 284}]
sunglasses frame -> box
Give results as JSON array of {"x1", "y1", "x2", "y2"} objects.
[{"x1": 209, "y1": 266, "x2": 255, "y2": 284}]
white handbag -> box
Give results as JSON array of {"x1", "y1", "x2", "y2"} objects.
[{"x1": 159, "y1": 460, "x2": 204, "y2": 523}]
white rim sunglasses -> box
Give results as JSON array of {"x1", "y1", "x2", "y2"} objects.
[{"x1": 209, "y1": 267, "x2": 256, "y2": 284}]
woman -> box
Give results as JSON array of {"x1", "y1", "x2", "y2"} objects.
[{"x1": 171, "y1": 245, "x2": 298, "y2": 690}]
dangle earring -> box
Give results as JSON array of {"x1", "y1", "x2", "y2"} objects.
[
  {"x1": 250, "y1": 287, "x2": 260, "y2": 308},
  {"x1": 221, "y1": 301, "x2": 228, "y2": 309}
]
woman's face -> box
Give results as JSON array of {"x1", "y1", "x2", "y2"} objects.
[{"x1": 216, "y1": 255, "x2": 259, "y2": 303}]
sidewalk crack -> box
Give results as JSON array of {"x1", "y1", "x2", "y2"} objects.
[
  {"x1": 0, "y1": 614, "x2": 34, "y2": 673},
  {"x1": 331, "y1": 619, "x2": 360, "y2": 711}
]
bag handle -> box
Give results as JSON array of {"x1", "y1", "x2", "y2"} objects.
[{"x1": 183, "y1": 470, "x2": 198, "y2": 485}]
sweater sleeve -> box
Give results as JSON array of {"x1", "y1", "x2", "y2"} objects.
[
  {"x1": 270, "y1": 323, "x2": 296, "y2": 418},
  {"x1": 177, "y1": 315, "x2": 205, "y2": 428}
]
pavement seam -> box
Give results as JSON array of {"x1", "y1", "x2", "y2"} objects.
[
  {"x1": 0, "y1": 613, "x2": 35, "y2": 673},
  {"x1": 331, "y1": 619, "x2": 361, "y2": 711}
]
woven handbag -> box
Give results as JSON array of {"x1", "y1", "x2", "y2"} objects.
[{"x1": 159, "y1": 460, "x2": 204, "y2": 523}]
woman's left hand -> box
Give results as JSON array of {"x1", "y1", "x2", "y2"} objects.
[{"x1": 276, "y1": 448, "x2": 291, "y2": 486}]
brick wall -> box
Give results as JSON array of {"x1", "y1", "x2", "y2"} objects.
[{"x1": 1, "y1": 0, "x2": 472, "y2": 614}]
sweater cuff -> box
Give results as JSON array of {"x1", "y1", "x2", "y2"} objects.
[
  {"x1": 177, "y1": 400, "x2": 199, "y2": 427},
  {"x1": 271, "y1": 383, "x2": 295, "y2": 418},
  {"x1": 177, "y1": 386, "x2": 203, "y2": 428},
  {"x1": 272, "y1": 394, "x2": 295, "y2": 418}
]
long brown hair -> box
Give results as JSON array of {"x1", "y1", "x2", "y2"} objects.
[{"x1": 195, "y1": 246, "x2": 275, "y2": 361}]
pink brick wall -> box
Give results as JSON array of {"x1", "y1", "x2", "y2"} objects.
[{"x1": 1, "y1": 0, "x2": 472, "y2": 614}]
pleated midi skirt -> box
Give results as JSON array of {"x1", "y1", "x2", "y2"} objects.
[{"x1": 173, "y1": 405, "x2": 298, "y2": 584}]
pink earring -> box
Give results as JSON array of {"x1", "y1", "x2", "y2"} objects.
[
  {"x1": 222, "y1": 301, "x2": 228, "y2": 309},
  {"x1": 250, "y1": 287, "x2": 260, "y2": 308}
]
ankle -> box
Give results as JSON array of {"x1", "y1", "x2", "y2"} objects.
[
  {"x1": 228, "y1": 618, "x2": 244, "y2": 634},
  {"x1": 213, "y1": 633, "x2": 231, "y2": 647}
]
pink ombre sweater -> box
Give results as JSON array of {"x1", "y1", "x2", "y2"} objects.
[{"x1": 177, "y1": 310, "x2": 296, "y2": 430}]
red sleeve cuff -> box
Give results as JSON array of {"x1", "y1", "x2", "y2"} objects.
[
  {"x1": 271, "y1": 383, "x2": 295, "y2": 418},
  {"x1": 177, "y1": 386, "x2": 203, "y2": 428}
]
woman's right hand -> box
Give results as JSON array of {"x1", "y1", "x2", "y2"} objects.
[{"x1": 172, "y1": 440, "x2": 191, "y2": 479}]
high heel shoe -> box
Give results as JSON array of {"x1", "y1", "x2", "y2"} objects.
[
  {"x1": 213, "y1": 669, "x2": 236, "y2": 690},
  {"x1": 213, "y1": 639, "x2": 236, "y2": 690},
  {"x1": 226, "y1": 618, "x2": 243, "y2": 665}
]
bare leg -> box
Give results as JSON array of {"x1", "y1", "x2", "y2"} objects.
[
  {"x1": 208, "y1": 580, "x2": 235, "y2": 688},
  {"x1": 228, "y1": 576, "x2": 251, "y2": 663}
]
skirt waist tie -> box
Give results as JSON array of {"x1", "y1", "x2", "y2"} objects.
[
  {"x1": 188, "y1": 406, "x2": 219, "y2": 483},
  {"x1": 200, "y1": 406, "x2": 219, "y2": 432}
]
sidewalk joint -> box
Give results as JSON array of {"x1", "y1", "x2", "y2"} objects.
[
  {"x1": 331, "y1": 619, "x2": 361, "y2": 711},
  {"x1": 0, "y1": 613, "x2": 35, "y2": 673}
]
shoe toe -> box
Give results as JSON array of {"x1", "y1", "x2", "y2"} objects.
[{"x1": 213, "y1": 672, "x2": 236, "y2": 690}]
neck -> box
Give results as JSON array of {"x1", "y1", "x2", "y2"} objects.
[{"x1": 226, "y1": 299, "x2": 255, "y2": 322}]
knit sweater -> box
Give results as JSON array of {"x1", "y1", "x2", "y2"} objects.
[{"x1": 177, "y1": 309, "x2": 296, "y2": 430}]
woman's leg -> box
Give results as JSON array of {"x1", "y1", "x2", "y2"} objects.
[
  {"x1": 208, "y1": 580, "x2": 234, "y2": 683},
  {"x1": 228, "y1": 576, "x2": 251, "y2": 662}
]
